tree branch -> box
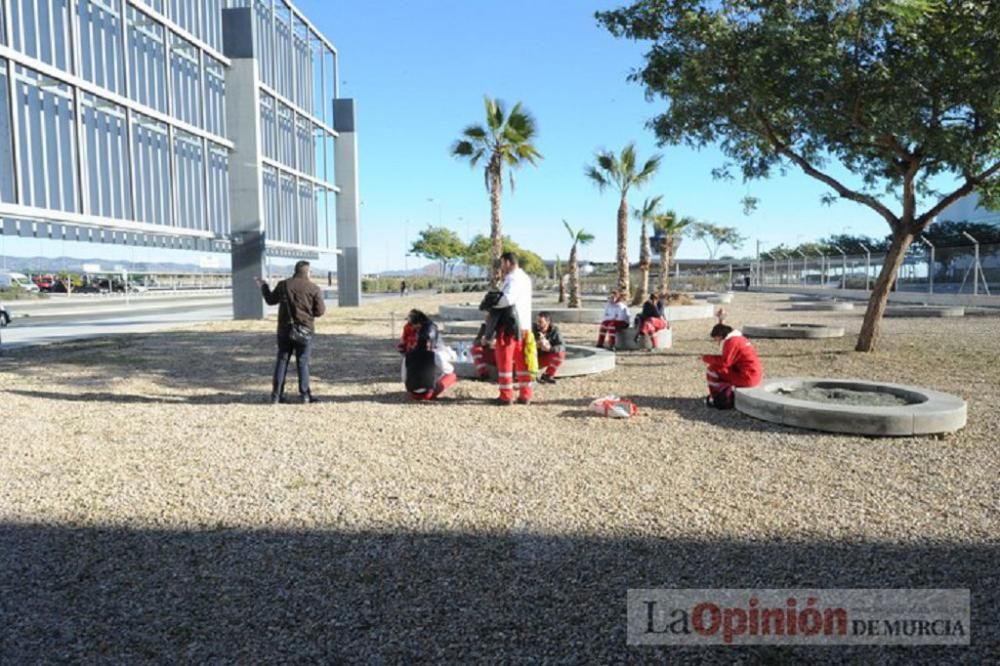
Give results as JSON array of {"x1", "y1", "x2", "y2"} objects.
[
  {"x1": 917, "y1": 159, "x2": 1000, "y2": 227},
  {"x1": 754, "y1": 115, "x2": 900, "y2": 227}
]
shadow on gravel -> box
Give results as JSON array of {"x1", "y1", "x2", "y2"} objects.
[
  {"x1": 0, "y1": 332, "x2": 400, "y2": 392},
  {"x1": 0, "y1": 523, "x2": 993, "y2": 662}
]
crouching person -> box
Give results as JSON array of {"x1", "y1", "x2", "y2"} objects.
[
  {"x1": 597, "y1": 290, "x2": 629, "y2": 350},
  {"x1": 533, "y1": 312, "x2": 565, "y2": 384},
  {"x1": 470, "y1": 317, "x2": 497, "y2": 380},
  {"x1": 634, "y1": 292, "x2": 669, "y2": 349},
  {"x1": 702, "y1": 323, "x2": 763, "y2": 408},
  {"x1": 399, "y1": 310, "x2": 458, "y2": 400}
]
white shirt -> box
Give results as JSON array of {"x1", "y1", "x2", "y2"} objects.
[
  {"x1": 603, "y1": 301, "x2": 630, "y2": 323},
  {"x1": 498, "y1": 267, "x2": 532, "y2": 332}
]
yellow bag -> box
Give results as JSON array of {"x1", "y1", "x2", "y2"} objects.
[{"x1": 523, "y1": 330, "x2": 538, "y2": 377}]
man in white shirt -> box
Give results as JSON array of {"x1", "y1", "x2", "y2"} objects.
[{"x1": 492, "y1": 251, "x2": 534, "y2": 405}]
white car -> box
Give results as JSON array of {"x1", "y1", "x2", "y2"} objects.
[{"x1": 0, "y1": 272, "x2": 40, "y2": 292}]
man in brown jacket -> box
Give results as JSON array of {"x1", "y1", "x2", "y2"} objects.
[{"x1": 255, "y1": 260, "x2": 326, "y2": 404}]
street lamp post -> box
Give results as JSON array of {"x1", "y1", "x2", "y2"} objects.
[
  {"x1": 832, "y1": 244, "x2": 847, "y2": 290},
  {"x1": 858, "y1": 242, "x2": 871, "y2": 291},
  {"x1": 920, "y1": 235, "x2": 935, "y2": 294}
]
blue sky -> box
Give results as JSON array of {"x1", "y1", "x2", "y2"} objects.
[
  {"x1": 300, "y1": 0, "x2": 905, "y2": 273},
  {"x1": 2, "y1": 0, "x2": 937, "y2": 273}
]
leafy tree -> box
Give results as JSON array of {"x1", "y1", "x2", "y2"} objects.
[
  {"x1": 410, "y1": 226, "x2": 466, "y2": 279},
  {"x1": 598, "y1": 1, "x2": 1000, "y2": 351},
  {"x1": 652, "y1": 210, "x2": 693, "y2": 295},
  {"x1": 452, "y1": 96, "x2": 542, "y2": 287},
  {"x1": 562, "y1": 220, "x2": 596, "y2": 308},
  {"x1": 689, "y1": 222, "x2": 747, "y2": 260},
  {"x1": 585, "y1": 143, "x2": 661, "y2": 298},
  {"x1": 632, "y1": 196, "x2": 663, "y2": 305},
  {"x1": 464, "y1": 234, "x2": 547, "y2": 279},
  {"x1": 818, "y1": 234, "x2": 891, "y2": 255}
]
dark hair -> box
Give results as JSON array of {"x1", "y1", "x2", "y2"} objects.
[
  {"x1": 408, "y1": 309, "x2": 431, "y2": 326},
  {"x1": 294, "y1": 260, "x2": 310, "y2": 276},
  {"x1": 537, "y1": 311, "x2": 551, "y2": 321},
  {"x1": 500, "y1": 251, "x2": 518, "y2": 266},
  {"x1": 710, "y1": 323, "x2": 734, "y2": 338}
]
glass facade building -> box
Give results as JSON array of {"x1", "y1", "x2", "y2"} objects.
[{"x1": 0, "y1": 0, "x2": 360, "y2": 306}]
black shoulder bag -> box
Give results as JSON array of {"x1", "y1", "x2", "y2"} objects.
[{"x1": 280, "y1": 285, "x2": 313, "y2": 344}]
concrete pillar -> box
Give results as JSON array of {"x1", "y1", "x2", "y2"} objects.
[
  {"x1": 223, "y1": 8, "x2": 267, "y2": 319},
  {"x1": 334, "y1": 99, "x2": 361, "y2": 306}
]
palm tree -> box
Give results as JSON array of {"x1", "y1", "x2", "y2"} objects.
[
  {"x1": 555, "y1": 255, "x2": 565, "y2": 304},
  {"x1": 585, "y1": 143, "x2": 661, "y2": 298},
  {"x1": 563, "y1": 220, "x2": 595, "y2": 308},
  {"x1": 451, "y1": 96, "x2": 542, "y2": 287},
  {"x1": 653, "y1": 210, "x2": 694, "y2": 296},
  {"x1": 631, "y1": 196, "x2": 663, "y2": 305}
]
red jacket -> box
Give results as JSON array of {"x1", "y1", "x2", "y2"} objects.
[{"x1": 702, "y1": 331, "x2": 763, "y2": 387}]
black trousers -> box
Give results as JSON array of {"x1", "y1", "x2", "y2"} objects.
[{"x1": 272, "y1": 334, "x2": 312, "y2": 397}]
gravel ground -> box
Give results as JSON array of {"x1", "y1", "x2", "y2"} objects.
[{"x1": 0, "y1": 292, "x2": 997, "y2": 663}]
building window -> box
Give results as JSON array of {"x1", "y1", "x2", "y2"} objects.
[
  {"x1": 298, "y1": 179, "x2": 314, "y2": 246},
  {"x1": 276, "y1": 101, "x2": 294, "y2": 169},
  {"x1": 293, "y1": 16, "x2": 310, "y2": 110},
  {"x1": 252, "y1": 0, "x2": 273, "y2": 89},
  {"x1": 10, "y1": 0, "x2": 73, "y2": 72},
  {"x1": 295, "y1": 114, "x2": 312, "y2": 175},
  {"x1": 13, "y1": 66, "x2": 79, "y2": 212},
  {"x1": 279, "y1": 172, "x2": 296, "y2": 243},
  {"x1": 81, "y1": 93, "x2": 131, "y2": 219},
  {"x1": 274, "y1": 1, "x2": 293, "y2": 100},
  {"x1": 263, "y1": 164, "x2": 279, "y2": 240},
  {"x1": 1, "y1": 0, "x2": 8, "y2": 46},
  {"x1": 173, "y1": 130, "x2": 204, "y2": 230},
  {"x1": 127, "y1": 6, "x2": 168, "y2": 114},
  {"x1": 77, "y1": 0, "x2": 125, "y2": 95},
  {"x1": 169, "y1": 33, "x2": 201, "y2": 127},
  {"x1": 206, "y1": 143, "x2": 229, "y2": 236},
  {"x1": 0, "y1": 59, "x2": 15, "y2": 203},
  {"x1": 199, "y1": 0, "x2": 223, "y2": 53},
  {"x1": 204, "y1": 55, "x2": 226, "y2": 137},
  {"x1": 259, "y1": 91, "x2": 276, "y2": 159},
  {"x1": 134, "y1": 0, "x2": 164, "y2": 14},
  {"x1": 131, "y1": 112, "x2": 172, "y2": 225}
]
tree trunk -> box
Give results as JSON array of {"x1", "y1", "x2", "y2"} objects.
[
  {"x1": 855, "y1": 230, "x2": 915, "y2": 352},
  {"x1": 558, "y1": 267, "x2": 565, "y2": 304},
  {"x1": 633, "y1": 221, "x2": 650, "y2": 305},
  {"x1": 568, "y1": 243, "x2": 580, "y2": 308},
  {"x1": 616, "y1": 196, "x2": 630, "y2": 298},
  {"x1": 488, "y1": 161, "x2": 503, "y2": 289},
  {"x1": 658, "y1": 237, "x2": 672, "y2": 295}
]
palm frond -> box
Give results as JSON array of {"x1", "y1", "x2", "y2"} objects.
[
  {"x1": 451, "y1": 140, "x2": 476, "y2": 159},
  {"x1": 632, "y1": 154, "x2": 663, "y2": 187},
  {"x1": 462, "y1": 124, "x2": 488, "y2": 142},
  {"x1": 562, "y1": 219, "x2": 575, "y2": 239},
  {"x1": 621, "y1": 143, "x2": 637, "y2": 178},
  {"x1": 577, "y1": 231, "x2": 595, "y2": 245},
  {"x1": 585, "y1": 166, "x2": 609, "y2": 191}
]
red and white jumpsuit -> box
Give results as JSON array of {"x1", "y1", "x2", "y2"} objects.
[{"x1": 702, "y1": 330, "x2": 763, "y2": 399}]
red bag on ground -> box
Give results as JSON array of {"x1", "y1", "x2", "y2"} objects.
[{"x1": 589, "y1": 396, "x2": 639, "y2": 419}]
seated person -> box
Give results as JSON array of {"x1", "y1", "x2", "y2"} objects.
[
  {"x1": 634, "y1": 292, "x2": 669, "y2": 349},
  {"x1": 701, "y1": 322, "x2": 763, "y2": 408},
  {"x1": 398, "y1": 309, "x2": 458, "y2": 400},
  {"x1": 597, "y1": 289, "x2": 630, "y2": 350},
  {"x1": 532, "y1": 311, "x2": 565, "y2": 384}
]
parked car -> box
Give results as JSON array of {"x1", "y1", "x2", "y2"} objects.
[
  {"x1": 0, "y1": 304, "x2": 10, "y2": 327},
  {"x1": 0, "y1": 272, "x2": 40, "y2": 292},
  {"x1": 33, "y1": 274, "x2": 56, "y2": 291}
]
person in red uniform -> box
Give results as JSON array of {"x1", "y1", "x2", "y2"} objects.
[
  {"x1": 702, "y1": 323, "x2": 763, "y2": 408},
  {"x1": 533, "y1": 312, "x2": 566, "y2": 384},
  {"x1": 634, "y1": 292, "x2": 669, "y2": 349},
  {"x1": 397, "y1": 309, "x2": 457, "y2": 400},
  {"x1": 596, "y1": 290, "x2": 630, "y2": 350},
  {"x1": 470, "y1": 318, "x2": 497, "y2": 380}
]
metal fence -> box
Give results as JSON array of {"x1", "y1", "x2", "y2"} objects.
[{"x1": 752, "y1": 241, "x2": 998, "y2": 295}]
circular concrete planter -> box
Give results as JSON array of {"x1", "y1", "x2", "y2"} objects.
[
  {"x1": 615, "y1": 326, "x2": 673, "y2": 352},
  {"x1": 789, "y1": 294, "x2": 832, "y2": 302},
  {"x1": 451, "y1": 342, "x2": 616, "y2": 379},
  {"x1": 441, "y1": 320, "x2": 483, "y2": 336},
  {"x1": 743, "y1": 323, "x2": 845, "y2": 339},
  {"x1": 884, "y1": 306, "x2": 965, "y2": 318},
  {"x1": 707, "y1": 293, "x2": 735, "y2": 304},
  {"x1": 788, "y1": 301, "x2": 855, "y2": 311},
  {"x1": 735, "y1": 377, "x2": 967, "y2": 436}
]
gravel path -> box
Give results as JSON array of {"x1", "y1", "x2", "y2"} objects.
[{"x1": 0, "y1": 292, "x2": 996, "y2": 662}]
